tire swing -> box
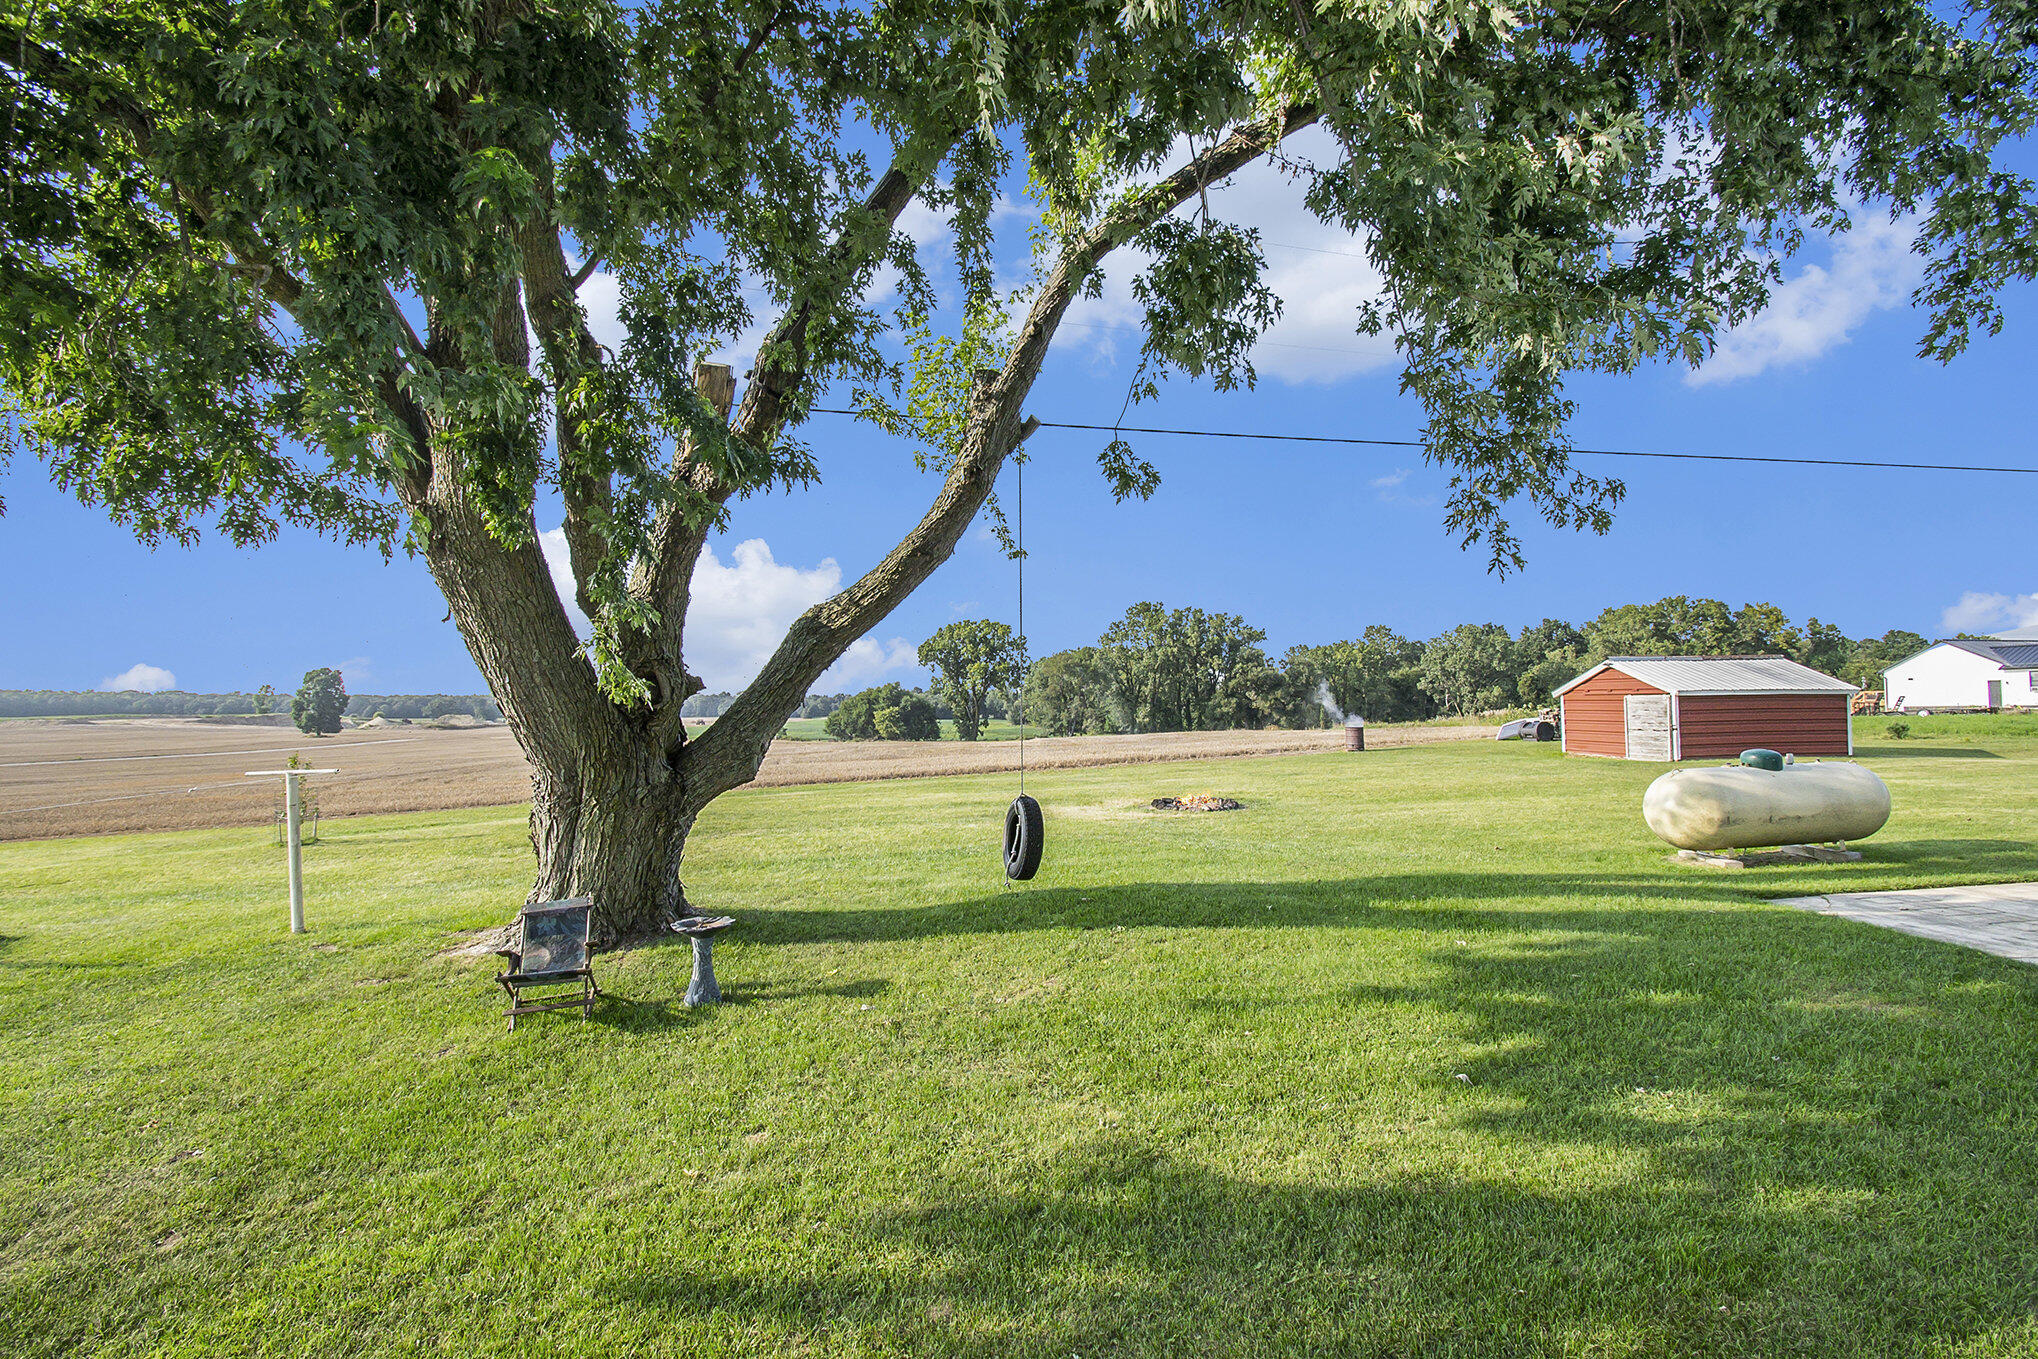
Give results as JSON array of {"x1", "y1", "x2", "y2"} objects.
[
  {"x1": 1004, "y1": 791, "x2": 1043, "y2": 881},
  {"x1": 1003, "y1": 426, "x2": 1043, "y2": 882}
]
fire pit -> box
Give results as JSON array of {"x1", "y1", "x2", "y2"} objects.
[{"x1": 1151, "y1": 795, "x2": 1244, "y2": 812}]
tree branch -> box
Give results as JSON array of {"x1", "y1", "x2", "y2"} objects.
[
  {"x1": 622, "y1": 129, "x2": 959, "y2": 725},
  {"x1": 683, "y1": 106, "x2": 1318, "y2": 805},
  {"x1": 519, "y1": 169, "x2": 613, "y2": 623},
  {"x1": 722, "y1": 129, "x2": 955, "y2": 459},
  {"x1": 381, "y1": 284, "x2": 428, "y2": 357}
]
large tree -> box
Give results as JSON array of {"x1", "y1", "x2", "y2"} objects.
[
  {"x1": 5, "y1": 1, "x2": 2035, "y2": 940},
  {"x1": 290, "y1": 667, "x2": 348, "y2": 736},
  {"x1": 918, "y1": 620, "x2": 1027, "y2": 741},
  {"x1": 1283, "y1": 626, "x2": 1428, "y2": 724},
  {"x1": 1026, "y1": 646, "x2": 1119, "y2": 736}
]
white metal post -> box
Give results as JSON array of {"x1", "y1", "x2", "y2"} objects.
[
  {"x1": 246, "y1": 768, "x2": 336, "y2": 935},
  {"x1": 284, "y1": 773, "x2": 305, "y2": 933}
]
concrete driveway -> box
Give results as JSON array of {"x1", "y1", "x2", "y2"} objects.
[{"x1": 1775, "y1": 882, "x2": 2038, "y2": 964}]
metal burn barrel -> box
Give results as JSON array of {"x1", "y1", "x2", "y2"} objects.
[{"x1": 1344, "y1": 717, "x2": 1365, "y2": 752}]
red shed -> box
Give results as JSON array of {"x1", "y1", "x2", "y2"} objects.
[{"x1": 1554, "y1": 656, "x2": 1857, "y2": 761}]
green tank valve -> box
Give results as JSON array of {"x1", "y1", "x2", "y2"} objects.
[{"x1": 1739, "y1": 748, "x2": 1784, "y2": 771}]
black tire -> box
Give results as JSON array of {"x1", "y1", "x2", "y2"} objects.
[{"x1": 1004, "y1": 795, "x2": 1044, "y2": 881}]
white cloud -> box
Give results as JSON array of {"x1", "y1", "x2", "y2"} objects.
[
  {"x1": 894, "y1": 197, "x2": 954, "y2": 251},
  {"x1": 1055, "y1": 127, "x2": 1399, "y2": 385},
  {"x1": 686, "y1": 538, "x2": 845, "y2": 690},
  {"x1": 98, "y1": 663, "x2": 176, "y2": 693},
  {"x1": 576, "y1": 270, "x2": 626, "y2": 357},
  {"x1": 1941, "y1": 590, "x2": 2038, "y2": 637},
  {"x1": 1688, "y1": 210, "x2": 1923, "y2": 386},
  {"x1": 537, "y1": 526, "x2": 589, "y2": 638},
  {"x1": 336, "y1": 656, "x2": 374, "y2": 689},
  {"x1": 819, "y1": 636, "x2": 921, "y2": 692},
  {"x1": 538, "y1": 530, "x2": 923, "y2": 692},
  {"x1": 1369, "y1": 468, "x2": 1411, "y2": 489}
]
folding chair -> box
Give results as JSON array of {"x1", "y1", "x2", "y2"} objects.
[{"x1": 494, "y1": 898, "x2": 600, "y2": 1031}]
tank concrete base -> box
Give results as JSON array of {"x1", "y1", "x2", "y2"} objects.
[{"x1": 1674, "y1": 844, "x2": 1863, "y2": 869}]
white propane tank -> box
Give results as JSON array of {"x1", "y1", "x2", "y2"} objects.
[{"x1": 1642, "y1": 761, "x2": 1891, "y2": 851}]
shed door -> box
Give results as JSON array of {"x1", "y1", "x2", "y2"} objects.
[
  {"x1": 1623, "y1": 693, "x2": 1673, "y2": 760},
  {"x1": 1988, "y1": 679, "x2": 2003, "y2": 709}
]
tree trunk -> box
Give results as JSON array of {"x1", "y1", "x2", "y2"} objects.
[
  {"x1": 526, "y1": 752, "x2": 698, "y2": 947},
  {"x1": 418, "y1": 495, "x2": 711, "y2": 948}
]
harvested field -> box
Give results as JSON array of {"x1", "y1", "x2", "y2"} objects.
[{"x1": 0, "y1": 717, "x2": 1490, "y2": 841}]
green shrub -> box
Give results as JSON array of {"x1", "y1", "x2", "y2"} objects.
[
  {"x1": 824, "y1": 685, "x2": 895, "y2": 740},
  {"x1": 825, "y1": 684, "x2": 937, "y2": 740},
  {"x1": 1886, "y1": 721, "x2": 1910, "y2": 740},
  {"x1": 874, "y1": 692, "x2": 939, "y2": 741}
]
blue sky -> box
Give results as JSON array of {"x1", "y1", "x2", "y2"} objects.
[{"x1": 4, "y1": 129, "x2": 2035, "y2": 697}]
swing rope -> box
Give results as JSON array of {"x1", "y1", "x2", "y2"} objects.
[
  {"x1": 1000, "y1": 414, "x2": 1045, "y2": 884},
  {"x1": 1015, "y1": 438, "x2": 1025, "y2": 798}
]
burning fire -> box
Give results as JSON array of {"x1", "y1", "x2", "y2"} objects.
[{"x1": 1150, "y1": 795, "x2": 1244, "y2": 812}]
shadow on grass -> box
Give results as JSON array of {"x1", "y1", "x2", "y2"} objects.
[
  {"x1": 594, "y1": 994, "x2": 699, "y2": 1031},
  {"x1": 732, "y1": 847, "x2": 2038, "y2": 949},
  {"x1": 737, "y1": 976, "x2": 892, "y2": 1002},
  {"x1": 591, "y1": 977, "x2": 895, "y2": 1031},
  {"x1": 604, "y1": 1143, "x2": 2037, "y2": 1354},
  {"x1": 1843, "y1": 838, "x2": 2033, "y2": 868},
  {"x1": 596, "y1": 892, "x2": 2038, "y2": 1355}
]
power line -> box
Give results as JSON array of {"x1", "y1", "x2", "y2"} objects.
[
  {"x1": 810, "y1": 409, "x2": 2038, "y2": 476},
  {"x1": 1029, "y1": 421, "x2": 2038, "y2": 475}
]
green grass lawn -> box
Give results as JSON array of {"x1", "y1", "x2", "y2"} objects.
[
  {"x1": 5, "y1": 736, "x2": 2038, "y2": 1356},
  {"x1": 1864, "y1": 710, "x2": 2038, "y2": 742}
]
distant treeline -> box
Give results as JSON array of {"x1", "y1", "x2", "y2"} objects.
[
  {"x1": 345, "y1": 693, "x2": 503, "y2": 722},
  {"x1": 0, "y1": 689, "x2": 502, "y2": 721},
  {"x1": 19, "y1": 594, "x2": 1917, "y2": 733},
  {"x1": 682, "y1": 687, "x2": 992, "y2": 724},
  {"x1": 692, "y1": 595, "x2": 1928, "y2": 742},
  {"x1": 1020, "y1": 597, "x2": 1929, "y2": 736}
]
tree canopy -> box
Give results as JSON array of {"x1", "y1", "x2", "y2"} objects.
[
  {"x1": 10, "y1": 1, "x2": 2036, "y2": 630},
  {"x1": 824, "y1": 682, "x2": 938, "y2": 740}
]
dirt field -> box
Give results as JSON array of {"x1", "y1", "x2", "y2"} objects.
[{"x1": 0, "y1": 718, "x2": 1491, "y2": 841}]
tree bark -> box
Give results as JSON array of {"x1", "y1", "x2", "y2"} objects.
[{"x1": 525, "y1": 748, "x2": 698, "y2": 947}]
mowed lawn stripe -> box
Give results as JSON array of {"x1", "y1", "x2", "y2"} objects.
[{"x1": 3, "y1": 736, "x2": 2036, "y2": 1356}]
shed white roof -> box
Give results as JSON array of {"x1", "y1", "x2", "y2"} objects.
[{"x1": 1554, "y1": 656, "x2": 1857, "y2": 698}]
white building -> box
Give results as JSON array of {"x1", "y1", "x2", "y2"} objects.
[{"x1": 1884, "y1": 630, "x2": 2038, "y2": 712}]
